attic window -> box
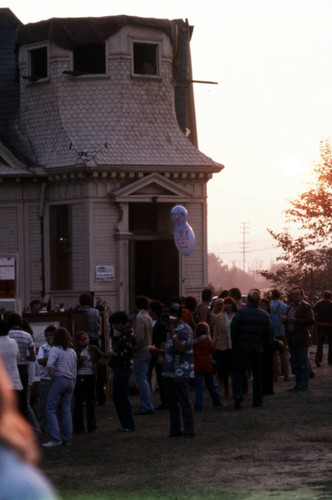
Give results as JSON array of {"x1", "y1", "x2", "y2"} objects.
[
  {"x1": 29, "y1": 47, "x2": 48, "y2": 80},
  {"x1": 133, "y1": 43, "x2": 158, "y2": 76},
  {"x1": 73, "y1": 43, "x2": 106, "y2": 75}
]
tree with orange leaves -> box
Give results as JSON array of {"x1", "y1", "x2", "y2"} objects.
[{"x1": 260, "y1": 138, "x2": 332, "y2": 296}]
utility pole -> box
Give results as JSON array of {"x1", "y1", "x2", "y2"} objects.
[{"x1": 240, "y1": 222, "x2": 250, "y2": 272}]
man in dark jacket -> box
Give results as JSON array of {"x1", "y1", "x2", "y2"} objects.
[
  {"x1": 314, "y1": 291, "x2": 332, "y2": 367},
  {"x1": 231, "y1": 289, "x2": 272, "y2": 409},
  {"x1": 282, "y1": 286, "x2": 315, "y2": 391}
]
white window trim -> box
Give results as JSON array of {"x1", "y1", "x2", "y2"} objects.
[
  {"x1": 131, "y1": 38, "x2": 161, "y2": 79},
  {"x1": 25, "y1": 42, "x2": 49, "y2": 83}
]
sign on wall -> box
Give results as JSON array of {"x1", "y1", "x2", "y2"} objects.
[
  {"x1": 96, "y1": 265, "x2": 115, "y2": 281},
  {"x1": 0, "y1": 257, "x2": 15, "y2": 280},
  {"x1": 0, "y1": 257, "x2": 16, "y2": 298}
]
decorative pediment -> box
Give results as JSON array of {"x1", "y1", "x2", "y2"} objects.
[{"x1": 111, "y1": 172, "x2": 193, "y2": 202}]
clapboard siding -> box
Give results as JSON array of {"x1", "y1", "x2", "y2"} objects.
[
  {"x1": 0, "y1": 206, "x2": 18, "y2": 252},
  {"x1": 71, "y1": 203, "x2": 88, "y2": 291},
  {"x1": 92, "y1": 201, "x2": 118, "y2": 286},
  {"x1": 28, "y1": 205, "x2": 42, "y2": 294},
  {"x1": 183, "y1": 202, "x2": 205, "y2": 290}
]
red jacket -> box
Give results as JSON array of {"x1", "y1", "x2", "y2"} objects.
[{"x1": 193, "y1": 335, "x2": 215, "y2": 373}]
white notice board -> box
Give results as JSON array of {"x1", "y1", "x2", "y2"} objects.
[{"x1": 0, "y1": 257, "x2": 15, "y2": 280}]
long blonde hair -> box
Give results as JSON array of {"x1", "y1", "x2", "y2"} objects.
[{"x1": 0, "y1": 357, "x2": 39, "y2": 464}]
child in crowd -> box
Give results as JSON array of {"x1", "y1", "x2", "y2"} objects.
[
  {"x1": 37, "y1": 325, "x2": 56, "y2": 432},
  {"x1": 193, "y1": 322, "x2": 224, "y2": 411},
  {"x1": 73, "y1": 330, "x2": 107, "y2": 434}
]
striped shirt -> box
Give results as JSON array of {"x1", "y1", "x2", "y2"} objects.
[
  {"x1": 8, "y1": 329, "x2": 35, "y2": 365},
  {"x1": 47, "y1": 346, "x2": 77, "y2": 380}
]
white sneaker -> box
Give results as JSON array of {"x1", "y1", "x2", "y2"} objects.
[{"x1": 42, "y1": 441, "x2": 62, "y2": 448}]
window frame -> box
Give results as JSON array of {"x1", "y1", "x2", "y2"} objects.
[
  {"x1": 69, "y1": 42, "x2": 108, "y2": 77},
  {"x1": 25, "y1": 42, "x2": 49, "y2": 83},
  {"x1": 131, "y1": 39, "x2": 161, "y2": 79}
]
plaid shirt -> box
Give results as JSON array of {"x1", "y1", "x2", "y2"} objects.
[{"x1": 80, "y1": 306, "x2": 100, "y2": 341}]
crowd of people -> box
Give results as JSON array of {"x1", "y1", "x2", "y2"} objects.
[{"x1": 0, "y1": 285, "x2": 331, "y2": 456}]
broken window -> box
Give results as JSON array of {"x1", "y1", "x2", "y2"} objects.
[
  {"x1": 73, "y1": 43, "x2": 106, "y2": 75},
  {"x1": 133, "y1": 43, "x2": 158, "y2": 76},
  {"x1": 29, "y1": 46, "x2": 48, "y2": 80}
]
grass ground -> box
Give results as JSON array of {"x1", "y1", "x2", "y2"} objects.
[{"x1": 39, "y1": 347, "x2": 332, "y2": 499}]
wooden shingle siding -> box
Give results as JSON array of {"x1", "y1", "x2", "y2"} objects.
[
  {"x1": 93, "y1": 201, "x2": 118, "y2": 287},
  {"x1": 183, "y1": 202, "x2": 205, "y2": 290}
]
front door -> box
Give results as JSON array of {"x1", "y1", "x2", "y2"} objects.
[{"x1": 132, "y1": 239, "x2": 179, "y2": 305}]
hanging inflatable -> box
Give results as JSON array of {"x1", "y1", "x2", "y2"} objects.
[{"x1": 170, "y1": 205, "x2": 196, "y2": 256}]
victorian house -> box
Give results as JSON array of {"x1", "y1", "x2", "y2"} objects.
[{"x1": 0, "y1": 9, "x2": 223, "y2": 312}]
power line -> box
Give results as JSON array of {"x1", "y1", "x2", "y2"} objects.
[
  {"x1": 240, "y1": 222, "x2": 250, "y2": 272},
  {"x1": 211, "y1": 246, "x2": 275, "y2": 255}
]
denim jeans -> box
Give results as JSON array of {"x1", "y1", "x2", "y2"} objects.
[
  {"x1": 194, "y1": 372, "x2": 221, "y2": 411},
  {"x1": 133, "y1": 355, "x2": 154, "y2": 413},
  {"x1": 289, "y1": 345, "x2": 309, "y2": 389},
  {"x1": 46, "y1": 376, "x2": 75, "y2": 443},
  {"x1": 112, "y1": 366, "x2": 135, "y2": 429},
  {"x1": 38, "y1": 378, "x2": 53, "y2": 429}
]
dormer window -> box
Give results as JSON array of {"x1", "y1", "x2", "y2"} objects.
[
  {"x1": 133, "y1": 42, "x2": 159, "y2": 76},
  {"x1": 28, "y1": 46, "x2": 48, "y2": 81},
  {"x1": 73, "y1": 43, "x2": 106, "y2": 75}
]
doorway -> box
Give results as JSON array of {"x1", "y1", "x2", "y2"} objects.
[{"x1": 131, "y1": 240, "x2": 179, "y2": 305}]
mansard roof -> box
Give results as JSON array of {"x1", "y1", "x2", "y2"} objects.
[
  {"x1": 0, "y1": 140, "x2": 39, "y2": 176},
  {"x1": 0, "y1": 9, "x2": 39, "y2": 169},
  {"x1": 3, "y1": 11, "x2": 223, "y2": 176},
  {"x1": 16, "y1": 15, "x2": 182, "y2": 52}
]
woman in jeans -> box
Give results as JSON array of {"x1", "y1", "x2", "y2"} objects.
[{"x1": 43, "y1": 328, "x2": 77, "y2": 448}]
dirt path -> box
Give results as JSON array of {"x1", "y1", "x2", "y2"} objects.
[{"x1": 40, "y1": 347, "x2": 332, "y2": 499}]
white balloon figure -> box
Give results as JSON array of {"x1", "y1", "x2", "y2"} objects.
[{"x1": 171, "y1": 205, "x2": 196, "y2": 257}]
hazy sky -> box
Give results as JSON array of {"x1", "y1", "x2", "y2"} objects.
[{"x1": 5, "y1": 0, "x2": 332, "y2": 270}]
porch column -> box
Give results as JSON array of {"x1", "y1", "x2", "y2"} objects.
[{"x1": 115, "y1": 203, "x2": 131, "y2": 312}]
